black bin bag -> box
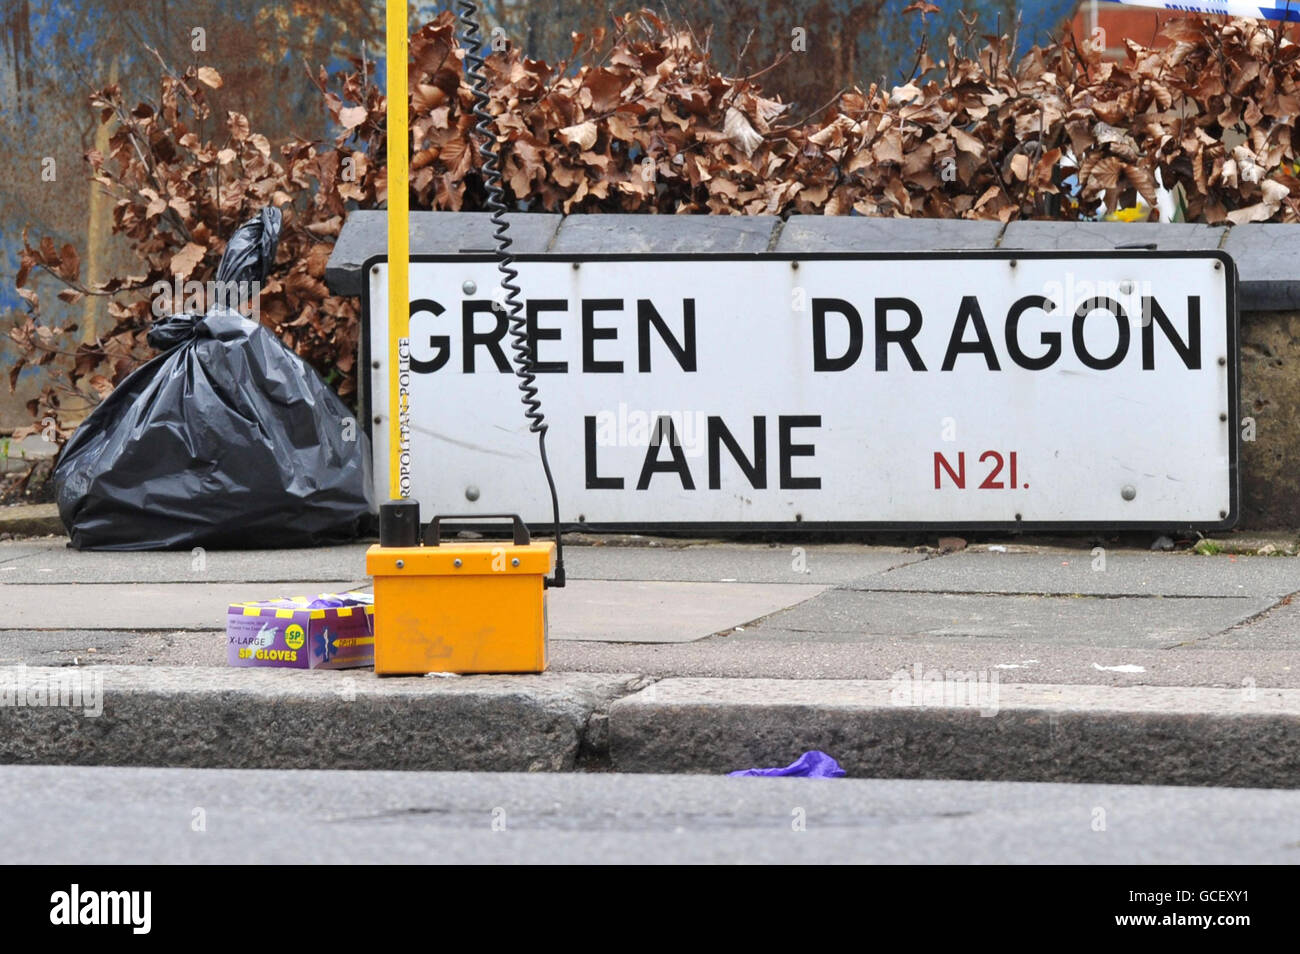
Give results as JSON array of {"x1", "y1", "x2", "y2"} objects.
[{"x1": 55, "y1": 208, "x2": 374, "y2": 549}]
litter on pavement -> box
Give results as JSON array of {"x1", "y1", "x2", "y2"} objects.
[
  {"x1": 54, "y1": 208, "x2": 373, "y2": 550},
  {"x1": 226, "y1": 591, "x2": 374, "y2": 669},
  {"x1": 728, "y1": 751, "x2": 847, "y2": 778}
]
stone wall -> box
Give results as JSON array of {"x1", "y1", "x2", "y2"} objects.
[{"x1": 1241, "y1": 311, "x2": 1300, "y2": 527}]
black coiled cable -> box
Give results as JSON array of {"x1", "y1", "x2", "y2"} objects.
[{"x1": 457, "y1": 0, "x2": 565, "y2": 587}]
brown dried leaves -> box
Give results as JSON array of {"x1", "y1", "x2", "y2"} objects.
[{"x1": 13, "y1": 10, "x2": 1300, "y2": 441}]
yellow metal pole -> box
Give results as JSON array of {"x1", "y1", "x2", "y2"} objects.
[{"x1": 386, "y1": 0, "x2": 410, "y2": 499}]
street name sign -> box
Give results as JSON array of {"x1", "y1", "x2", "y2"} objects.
[{"x1": 365, "y1": 250, "x2": 1237, "y2": 530}]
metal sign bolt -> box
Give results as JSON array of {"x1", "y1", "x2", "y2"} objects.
[
  {"x1": 465, "y1": 485, "x2": 481, "y2": 501},
  {"x1": 462, "y1": 280, "x2": 477, "y2": 295},
  {"x1": 453, "y1": 558, "x2": 463, "y2": 568},
  {"x1": 1121, "y1": 485, "x2": 1137, "y2": 501},
  {"x1": 395, "y1": 559, "x2": 405, "y2": 569},
  {"x1": 512, "y1": 558, "x2": 521, "y2": 567}
]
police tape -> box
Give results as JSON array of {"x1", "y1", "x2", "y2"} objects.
[{"x1": 1102, "y1": 0, "x2": 1300, "y2": 21}]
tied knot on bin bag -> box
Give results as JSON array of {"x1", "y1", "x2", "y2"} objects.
[{"x1": 54, "y1": 207, "x2": 374, "y2": 550}]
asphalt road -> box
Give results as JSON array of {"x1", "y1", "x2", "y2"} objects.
[{"x1": 1, "y1": 765, "x2": 1296, "y2": 863}]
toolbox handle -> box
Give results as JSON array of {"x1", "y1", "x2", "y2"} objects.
[{"x1": 424, "y1": 513, "x2": 531, "y2": 547}]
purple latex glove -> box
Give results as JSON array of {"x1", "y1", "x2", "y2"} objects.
[
  {"x1": 307, "y1": 594, "x2": 369, "y2": 609},
  {"x1": 728, "y1": 750, "x2": 846, "y2": 778}
]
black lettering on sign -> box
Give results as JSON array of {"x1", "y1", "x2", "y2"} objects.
[
  {"x1": 1073, "y1": 297, "x2": 1129, "y2": 370},
  {"x1": 408, "y1": 298, "x2": 449, "y2": 373},
  {"x1": 1005, "y1": 295, "x2": 1060, "y2": 371},
  {"x1": 942, "y1": 296, "x2": 1001, "y2": 371},
  {"x1": 637, "y1": 299, "x2": 697, "y2": 372},
  {"x1": 779, "y1": 415, "x2": 821, "y2": 490},
  {"x1": 462, "y1": 300, "x2": 510, "y2": 372},
  {"x1": 812, "y1": 299, "x2": 862, "y2": 372},
  {"x1": 584, "y1": 416, "x2": 624, "y2": 489},
  {"x1": 1142, "y1": 296, "x2": 1201, "y2": 370},
  {"x1": 526, "y1": 299, "x2": 569, "y2": 373},
  {"x1": 708, "y1": 416, "x2": 767, "y2": 490},
  {"x1": 583, "y1": 299, "x2": 624, "y2": 373},
  {"x1": 637, "y1": 416, "x2": 694, "y2": 490},
  {"x1": 875, "y1": 298, "x2": 926, "y2": 371}
]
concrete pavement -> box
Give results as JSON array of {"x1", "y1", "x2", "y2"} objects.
[
  {"x1": 1, "y1": 537, "x2": 1296, "y2": 683},
  {"x1": 0, "y1": 536, "x2": 1298, "y2": 783},
  {"x1": 0, "y1": 577, "x2": 827, "y2": 643}
]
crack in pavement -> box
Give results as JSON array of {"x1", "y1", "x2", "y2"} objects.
[{"x1": 1160, "y1": 589, "x2": 1300, "y2": 649}]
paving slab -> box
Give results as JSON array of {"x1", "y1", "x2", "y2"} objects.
[
  {"x1": 0, "y1": 542, "x2": 53, "y2": 565},
  {"x1": 1196, "y1": 597, "x2": 1300, "y2": 650},
  {"x1": 738, "y1": 588, "x2": 1275, "y2": 648},
  {"x1": 0, "y1": 539, "x2": 924, "y2": 585},
  {"x1": 3, "y1": 627, "x2": 1295, "y2": 689},
  {"x1": 548, "y1": 580, "x2": 828, "y2": 643},
  {"x1": 0, "y1": 665, "x2": 637, "y2": 772},
  {"x1": 562, "y1": 543, "x2": 926, "y2": 584},
  {"x1": 609, "y1": 678, "x2": 1300, "y2": 786},
  {"x1": 0, "y1": 581, "x2": 368, "y2": 630},
  {"x1": 856, "y1": 548, "x2": 1300, "y2": 598},
  {"x1": 0, "y1": 542, "x2": 373, "y2": 583},
  {"x1": 0, "y1": 577, "x2": 825, "y2": 644},
  {"x1": 549, "y1": 640, "x2": 1300, "y2": 688},
  {"x1": 1, "y1": 541, "x2": 1291, "y2": 700}
]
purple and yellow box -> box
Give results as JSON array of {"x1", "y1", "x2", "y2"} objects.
[{"x1": 226, "y1": 592, "x2": 375, "y2": 669}]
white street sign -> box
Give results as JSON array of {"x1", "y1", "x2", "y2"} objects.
[
  {"x1": 366, "y1": 251, "x2": 1237, "y2": 530},
  {"x1": 1103, "y1": 1, "x2": 1300, "y2": 22}
]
